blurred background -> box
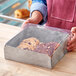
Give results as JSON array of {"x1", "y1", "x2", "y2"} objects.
[{"x1": 0, "y1": 0, "x2": 31, "y2": 27}]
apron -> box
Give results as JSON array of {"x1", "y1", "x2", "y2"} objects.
[{"x1": 46, "y1": 0, "x2": 76, "y2": 30}]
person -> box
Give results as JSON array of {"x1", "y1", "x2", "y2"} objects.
[{"x1": 22, "y1": 0, "x2": 76, "y2": 51}]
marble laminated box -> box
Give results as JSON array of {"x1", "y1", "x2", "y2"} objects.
[{"x1": 4, "y1": 24, "x2": 69, "y2": 69}]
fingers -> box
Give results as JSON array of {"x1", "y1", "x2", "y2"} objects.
[
  {"x1": 67, "y1": 44, "x2": 74, "y2": 51},
  {"x1": 22, "y1": 20, "x2": 29, "y2": 29},
  {"x1": 67, "y1": 43, "x2": 76, "y2": 51},
  {"x1": 67, "y1": 35, "x2": 76, "y2": 51},
  {"x1": 68, "y1": 27, "x2": 76, "y2": 45},
  {"x1": 21, "y1": 18, "x2": 32, "y2": 29},
  {"x1": 67, "y1": 32, "x2": 76, "y2": 51},
  {"x1": 67, "y1": 34, "x2": 74, "y2": 45},
  {"x1": 71, "y1": 27, "x2": 76, "y2": 33},
  {"x1": 68, "y1": 34, "x2": 76, "y2": 45}
]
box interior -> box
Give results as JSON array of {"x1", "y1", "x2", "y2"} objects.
[{"x1": 6, "y1": 25, "x2": 68, "y2": 48}]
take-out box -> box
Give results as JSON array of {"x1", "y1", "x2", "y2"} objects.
[{"x1": 4, "y1": 24, "x2": 69, "y2": 68}]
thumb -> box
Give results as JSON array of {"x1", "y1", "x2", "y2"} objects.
[
  {"x1": 71, "y1": 27, "x2": 76, "y2": 33},
  {"x1": 21, "y1": 19, "x2": 31, "y2": 29}
]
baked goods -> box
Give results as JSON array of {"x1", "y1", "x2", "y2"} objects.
[
  {"x1": 34, "y1": 42, "x2": 60, "y2": 56},
  {"x1": 28, "y1": 0, "x2": 32, "y2": 9},
  {"x1": 18, "y1": 37, "x2": 60, "y2": 56},
  {"x1": 12, "y1": 3, "x2": 20, "y2": 8},
  {"x1": 14, "y1": 9, "x2": 30, "y2": 19},
  {"x1": 18, "y1": 37, "x2": 40, "y2": 50}
]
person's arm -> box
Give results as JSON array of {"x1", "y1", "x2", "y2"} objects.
[{"x1": 22, "y1": 0, "x2": 47, "y2": 29}]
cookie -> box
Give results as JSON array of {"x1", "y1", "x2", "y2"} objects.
[
  {"x1": 28, "y1": 0, "x2": 32, "y2": 8},
  {"x1": 14, "y1": 9, "x2": 30, "y2": 19},
  {"x1": 18, "y1": 43, "x2": 35, "y2": 50},
  {"x1": 23, "y1": 37, "x2": 39, "y2": 46},
  {"x1": 18, "y1": 37, "x2": 40, "y2": 50},
  {"x1": 34, "y1": 42, "x2": 60, "y2": 56}
]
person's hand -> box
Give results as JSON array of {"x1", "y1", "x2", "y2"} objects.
[
  {"x1": 21, "y1": 18, "x2": 34, "y2": 29},
  {"x1": 21, "y1": 11, "x2": 43, "y2": 29},
  {"x1": 67, "y1": 27, "x2": 76, "y2": 51}
]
